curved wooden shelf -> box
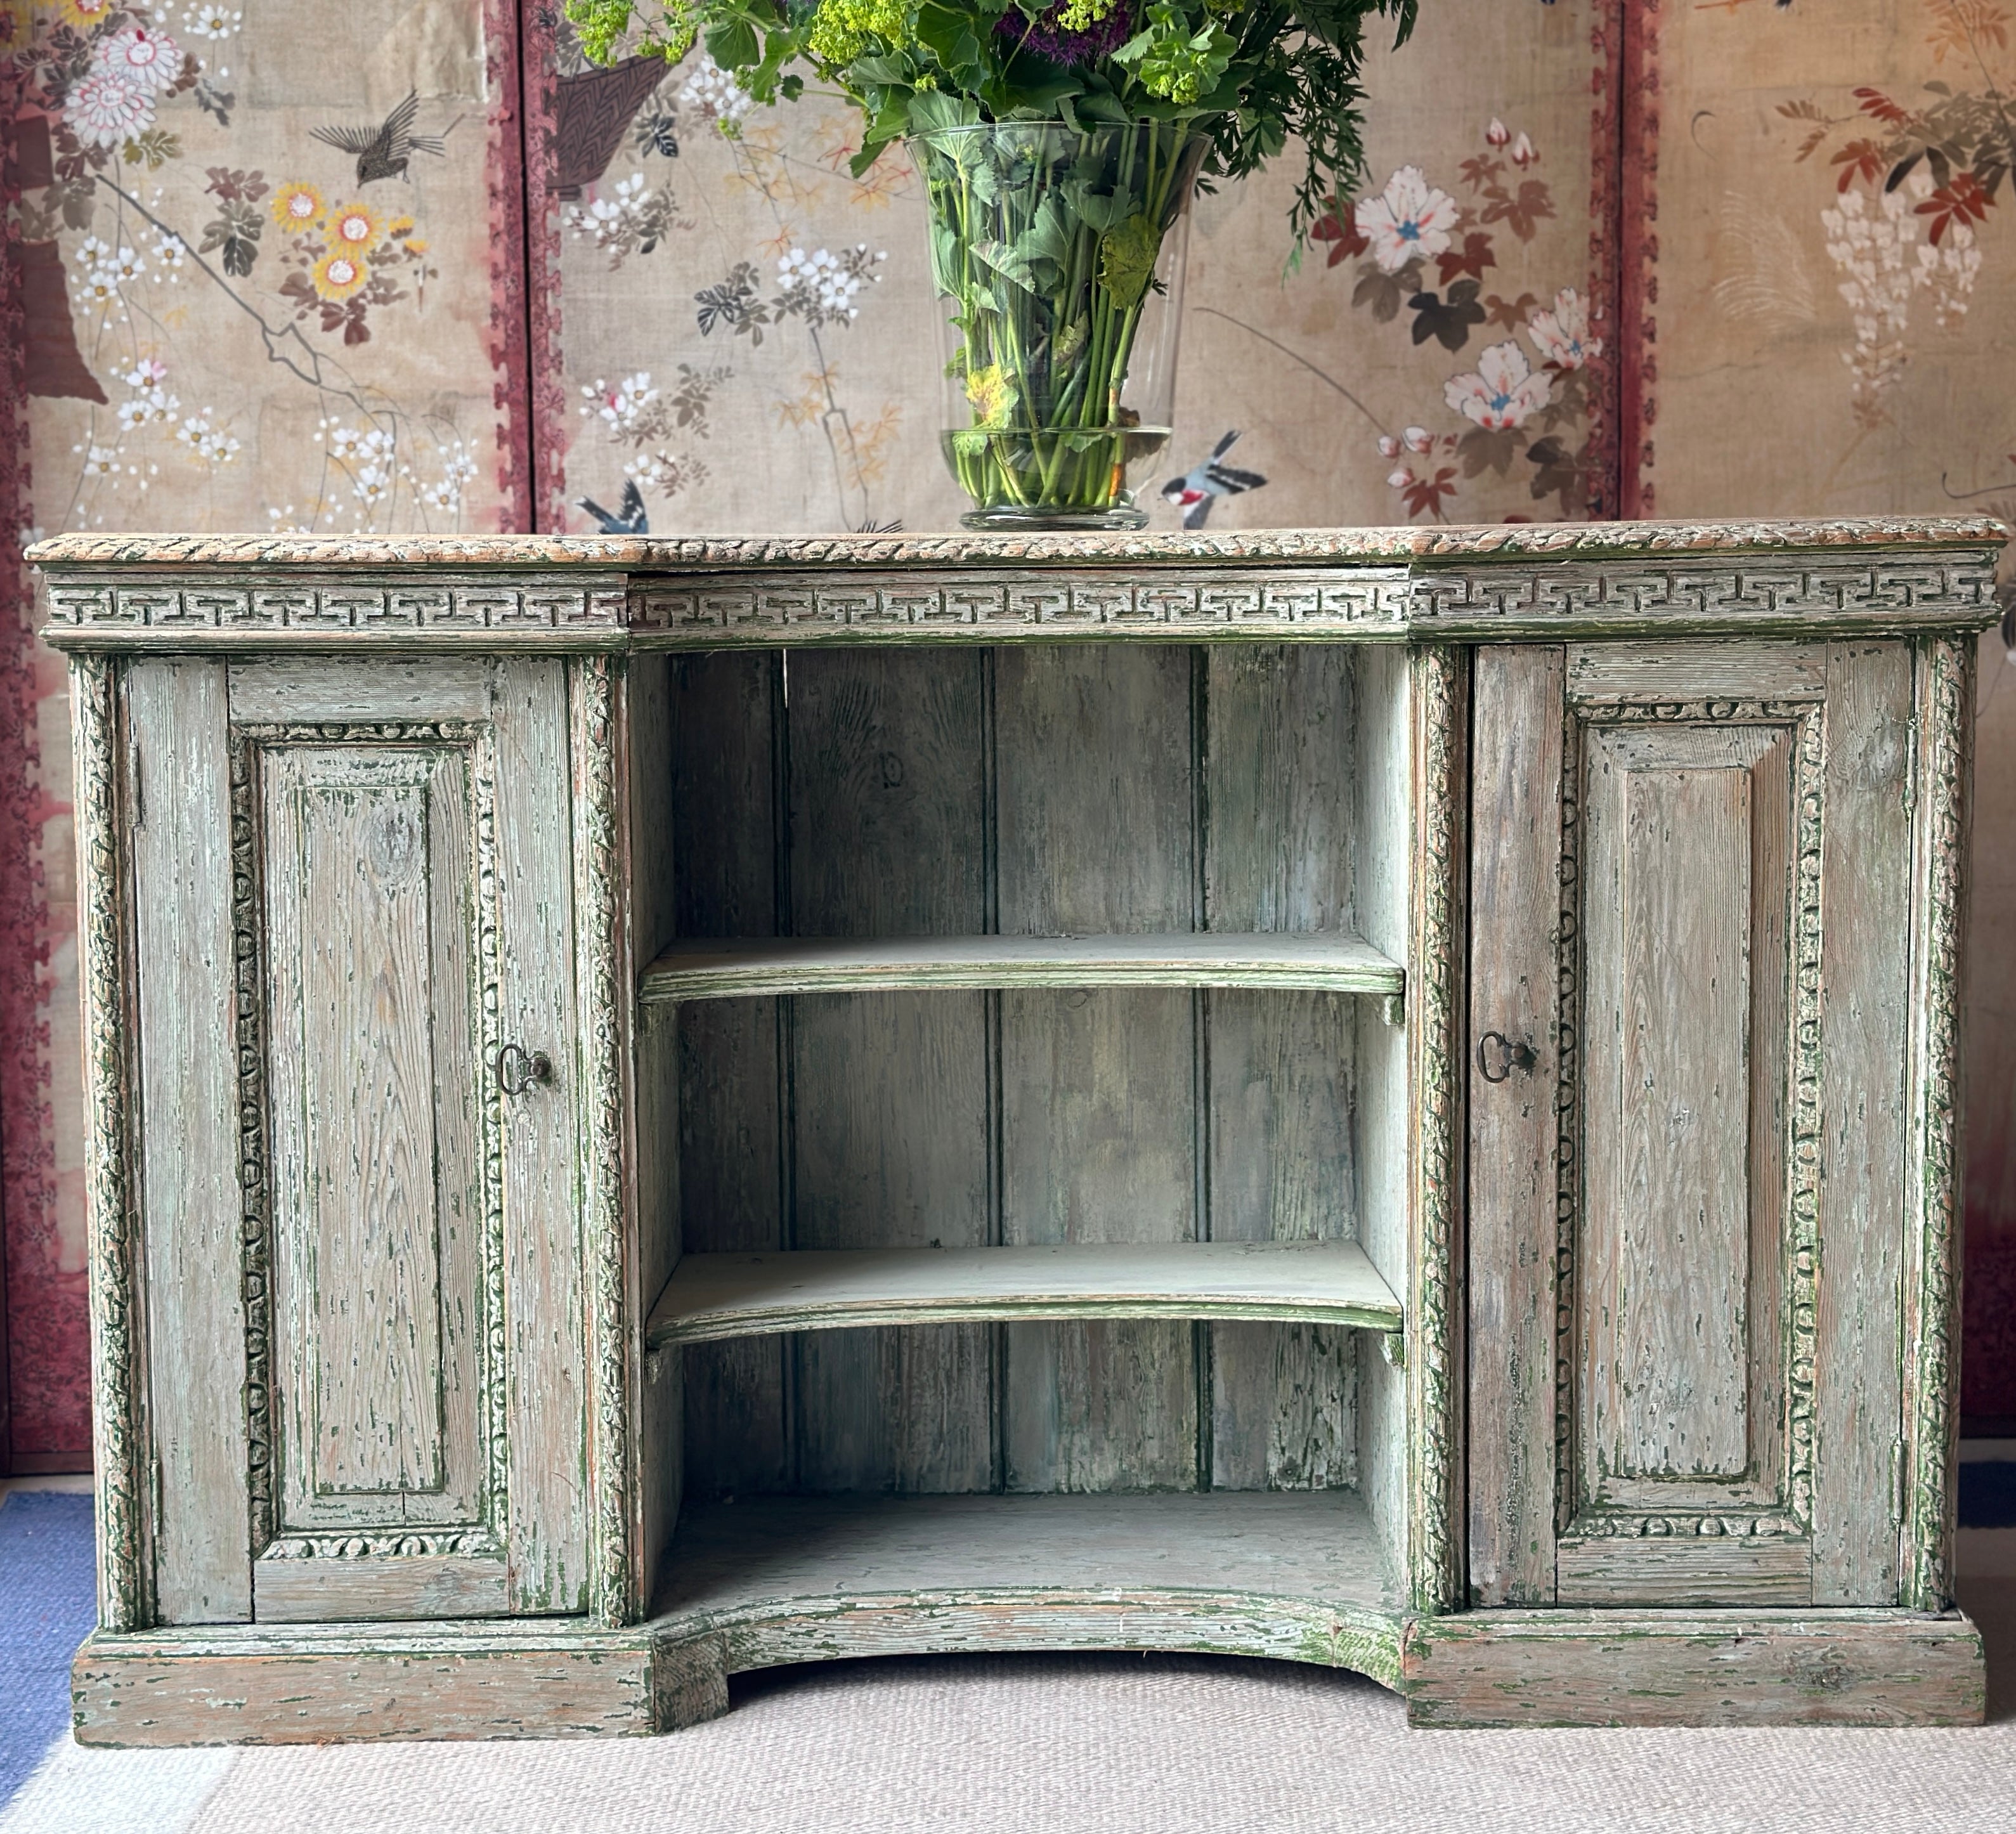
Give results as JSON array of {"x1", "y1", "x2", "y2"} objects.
[
  {"x1": 646, "y1": 1240, "x2": 1401, "y2": 1349},
  {"x1": 639, "y1": 931, "x2": 1405, "y2": 1005},
  {"x1": 651, "y1": 1492, "x2": 1404, "y2": 1707}
]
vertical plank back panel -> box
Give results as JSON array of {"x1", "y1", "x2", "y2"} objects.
[
  {"x1": 127, "y1": 660, "x2": 249, "y2": 1623},
  {"x1": 997, "y1": 646, "x2": 1198, "y2": 1492},
  {"x1": 1466, "y1": 646, "x2": 1564, "y2": 1606},
  {"x1": 672, "y1": 654, "x2": 786, "y2": 1499},
  {"x1": 786, "y1": 650, "x2": 991, "y2": 1493},
  {"x1": 1204, "y1": 644, "x2": 1358, "y2": 1490},
  {"x1": 1814, "y1": 641, "x2": 1913, "y2": 1605}
]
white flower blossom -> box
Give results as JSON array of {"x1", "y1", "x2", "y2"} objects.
[
  {"x1": 181, "y1": 6, "x2": 241, "y2": 39},
  {"x1": 580, "y1": 374, "x2": 661, "y2": 436},
  {"x1": 68, "y1": 69, "x2": 156, "y2": 148},
  {"x1": 681, "y1": 55, "x2": 752, "y2": 124},
  {"x1": 175, "y1": 412, "x2": 241, "y2": 466},
  {"x1": 1402, "y1": 425, "x2": 1433, "y2": 453},
  {"x1": 116, "y1": 386, "x2": 179, "y2": 432},
  {"x1": 1355, "y1": 166, "x2": 1460, "y2": 274},
  {"x1": 75, "y1": 443, "x2": 126, "y2": 481},
  {"x1": 1443, "y1": 340, "x2": 1553, "y2": 431},
  {"x1": 1525, "y1": 287, "x2": 1601, "y2": 370},
  {"x1": 405, "y1": 440, "x2": 479, "y2": 516}
]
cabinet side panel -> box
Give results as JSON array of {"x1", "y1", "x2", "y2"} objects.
[
  {"x1": 495, "y1": 661, "x2": 588, "y2": 1612},
  {"x1": 786, "y1": 651, "x2": 991, "y2": 1493},
  {"x1": 670, "y1": 653, "x2": 784, "y2": 1500},
  {"x1": 1204, "y1": 647, "x2": 1358, "y2": 1491},
  {"x1": 1814, "y1": 641, "x2": 1913, "y2": 1605},
  {"x1": 1466, "y1": 646, "x2": 1564, "y2": 1606},
  {"x1": 998, "y1": 646, "x2": 1197, "y2": 1493},
  {"x1": 127, "y1": 659, "x2": 249, "y2": 1623}
]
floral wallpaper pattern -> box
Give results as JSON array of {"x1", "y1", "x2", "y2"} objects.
[{"x1": 3, "y1": 0, "x2": 2015, "y2": 1457}]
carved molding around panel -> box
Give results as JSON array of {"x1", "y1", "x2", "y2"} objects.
[
  {"x1": 571, "y1": 655, "x2": 635, "y2": 1629},
  {"x1": 1906, "y1": 637, "x2": 1973, "y2": 1613},
  {"x1": 74, "y1": 655, "x2": 146, "y2": 1632},
  {"x1": 230, "y1": 719, "x2": 505, "y2": 1563},
  {"x1": 259, "y1": 1528, "x2": 505, "y2": 1561},
  {"x1": 1554, "y1": 698, "x2": 1823, "y2": 1544},
  {"x1": 1563, "y1": 1511, "x2": 1805, "y2": 1539},
  {"x1": 1409, "y1": 644, "x2": 1466, "y2": 1615},
  {"x1": 45, "y1": 579, "x2": 630, "y2": 632},
  {"x1": 630, "y1": 569, "x2": 1412, "y2": 639}
]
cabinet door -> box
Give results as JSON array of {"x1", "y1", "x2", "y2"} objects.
[
  {"x1": 128, "y1": 656, "x2": 585, "y2": 1623},
  {"x1": 1467, "y1": 640, "x2": 1915, "y2": 1609}
]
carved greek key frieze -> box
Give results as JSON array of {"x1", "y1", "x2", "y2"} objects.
[
  {"x1": 630, "y1": 569, "x2": 1413, "y2": 637},
  {"x1": 1407, "y1": 557, "x2": 1998, "y2": 626},
  {"x1": 46, "y1": 580, "x2": 630, "y2": 631}
]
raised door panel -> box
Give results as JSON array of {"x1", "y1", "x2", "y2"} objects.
[
  {"x1": 1469, "y1": 639, "x2": 1916, "y2": 1610},
  {"x1": 230, "y1": 657, "x2": 584, "y2": 1621}
]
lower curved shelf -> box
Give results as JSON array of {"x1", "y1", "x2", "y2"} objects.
[{"x1": 650, "y1": 1490, "x2": 1405, "y2": 1717}]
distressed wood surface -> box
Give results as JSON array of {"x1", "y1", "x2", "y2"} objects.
[
  {"x1": 1566, "y1": 640, "x2": 1826, "y2": 703},
  {"x1": 1814, "y1": 642, "x2": 1914, "y2": 1606},
  {"x1": 226, "y1": 656, "x2": 493, "y2": 724},
  {"x1": 785, "y1": 648, "x2": 993, "y2": 1496},
  {"x1": 1553, "y1": 1535, "x2": 1813, "y2": 1607},
  {"x1": 641, "y1": 932, "x2": 1402, "y2": 1003},
  {"x1": 1203, "y1": 648, "x2": 1360, "y2": 1493},
  {"x1": 72, "y1": 656, "x2": 146, "y2": 1631},
  {"x1": 1403, "y1": 1607, "x2": 1984, "y2": 1727},
  {"x1": 1466, "y1": 646, "x2": 1563, "y2": 1606},
  {"x1": 252, "y1": 1556, "x2": 510, "y2": 1623},
  {"x1": 998, "y1": 644, "x2": 1198, "y2": 1493},
  {"x1": 126, "y1": 660, "x2": 249, "y2": 1625},
  {"x1": 495, "y1": 661, "x2": 589, "y2": 1613},
  {"x1": 647, "y1": 1243, "x2": 1403, "y2": 1346},
  {"x1": 1580, "y1": 722, "x2": 1788, "y2": 1497},
  {"x1": 1407, "y1": 646, "x2": 1466, "y2": 1613},
  {"x1": 668, "y1": 653, "x2": 786, "y2": 1502},
  {"x1": 73, "y1": 1623, "x2": 658, "y2": 1745},
  {"x1": 1904, "y1": 636, "x2": 1975, "y2": 1613},
  {"x1": 263, "y1": 745, "x2": 483, "y2": 1533}
]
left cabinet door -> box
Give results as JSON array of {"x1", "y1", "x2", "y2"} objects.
[{"x1": 124, "y1": 655, "x2": 586, "y2": 1624}]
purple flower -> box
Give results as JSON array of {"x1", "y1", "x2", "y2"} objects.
[{"x1": 996, "y1": 1, "x2": 1135, "y2": 68}]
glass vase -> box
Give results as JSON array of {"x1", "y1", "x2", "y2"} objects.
[{"x1": 911, "y1": 122, "x2": 1207, "y2": 531}]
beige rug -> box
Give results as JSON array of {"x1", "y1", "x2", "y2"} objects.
[{"x1": 6, "y1": 1580, "x2": 2014, "y2": 1833}]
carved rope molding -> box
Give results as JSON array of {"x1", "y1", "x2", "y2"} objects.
[
  {"x1": 230, "y1": 721, "x2": 506, "y2": 1561},
  {"x1": 571, "y1": 656, "x2": 635, "y2": 1629},
  {"x1": 1409, "y1": 644, "x2": 1466, "y2": 1614},
  {"x1": 1553, "y1": 699, "x2": 1824, "y2": 1544},
  {"x1": 1907, "y1": 636, "x2": 1973, "y2": 1613},
  {"x1": 73, "y1": 655, "x2": 145, "y2": 1631}
]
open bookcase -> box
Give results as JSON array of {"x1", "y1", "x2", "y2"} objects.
[{"x1": 627, "y1": 641, "x2": 1419, "y2": 1672}]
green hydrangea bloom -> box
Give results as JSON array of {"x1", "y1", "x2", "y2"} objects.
[
  {"x1": 808, "y1": 0, "x2": 911, "y2": 65},
  {"x1": 1053, "y1": 0, "x2": 1121, "y2": 31}
]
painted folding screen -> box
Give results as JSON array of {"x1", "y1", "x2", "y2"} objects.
[
  {"x1": 0, "y1": 0, "x2": 530, "y2": 1466},
  {"x1": 1618, "y1": 0, "x2": 2016, "y2": 1422},
  {"x1": 2, "y1": 0, "x2": 2013, "y2": 1466}
]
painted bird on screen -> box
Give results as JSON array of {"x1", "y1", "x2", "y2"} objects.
[
  {"x1": 1161, "y1": 430, "x2": 1267, "y2": 530},
  {"x1": 312, "y1": 91, "x2": 446, "y2": 186},
  {"x1": 576, "y1": 481, "x2": 649, "y2": 535}
]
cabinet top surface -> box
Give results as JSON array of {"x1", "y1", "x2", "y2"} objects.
[{"x1": 25, "y1": 514, "x2": 2009, "y2": 573}]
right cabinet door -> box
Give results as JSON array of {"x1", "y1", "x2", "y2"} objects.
[{"x1": 1467, "y1": 638, "x2": 1919, "y2": 1609}]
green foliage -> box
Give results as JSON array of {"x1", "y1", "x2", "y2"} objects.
[{"x1": 563, "y1": 0, "x2": 1425, "y2": 244}]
